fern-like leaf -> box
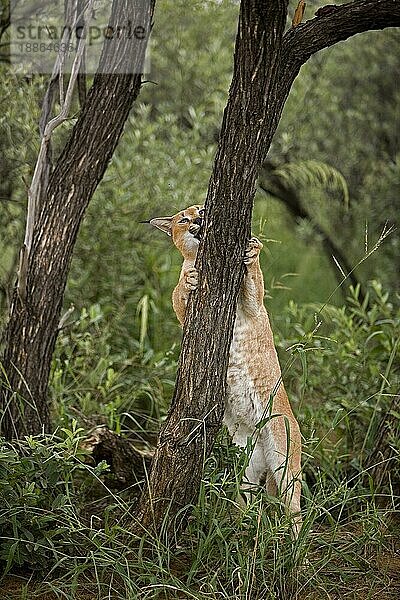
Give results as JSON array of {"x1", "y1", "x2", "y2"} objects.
[{"x1": 273, "y1": 160, "x2": 349, "y2": 207}]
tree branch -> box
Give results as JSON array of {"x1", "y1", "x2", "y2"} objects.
[
  {"x1": 17, "y1": 0, "x2": 94, "y2": 304},
  {"x1": 284, "y1": 0, "x2": 400, "y2": 65},
  {"x1": 258, "y1": 167, "x2": 367, "y2": 302}
]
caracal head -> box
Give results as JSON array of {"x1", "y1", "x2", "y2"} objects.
[{"x1": 148, "y1": 205, "x2": 204, "y2": 259}]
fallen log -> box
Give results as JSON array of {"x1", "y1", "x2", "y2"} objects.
[{"x1": 82, "y1": 425, "x2": 154, "y2": 487}]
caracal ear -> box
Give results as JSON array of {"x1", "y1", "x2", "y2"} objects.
[{"x1": 149, "y1": 216, "x2": 173, "y2": 236}]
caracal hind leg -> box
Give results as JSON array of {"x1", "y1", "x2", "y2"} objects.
[
  {"x1": 230, "y1": 423, "x2": 268, "y2": 497},
  {"x1": 266, "y1": 411, "x2": 302, "y2": 537}
]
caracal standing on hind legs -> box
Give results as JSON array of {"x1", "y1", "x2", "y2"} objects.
[{"x1": 148, "y1": 204, "x2": 302, "y2": 536}]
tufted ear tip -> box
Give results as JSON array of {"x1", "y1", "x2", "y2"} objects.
[{"x1": 149, "y1": 216, "x2": 173, "y2": 236}]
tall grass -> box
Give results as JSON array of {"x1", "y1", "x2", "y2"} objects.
[{"x1": 1, "y1": 281, "x2": 398, "y2": 598}]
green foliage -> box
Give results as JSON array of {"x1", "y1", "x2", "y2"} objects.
[
  {"x1": 0, "y1": 1, "x2": 399, "y2": 597},
  {"x1": 276, "y1": 282, "x2": 400, "y2": 494},
  {"x1": 273, "y1": 159, "x2": 349, "y2": 207},
  {"x1": 0, "y1": 425, "x2": 109, "y2": 577},
  {"x1": 0, "y1": 70, "x2": 43, "y2": 314},
  {"x1": 52, "y1": 303, "x2": 177, "y2": 433},
  {"x1": 2, "y1": 284, "x2": 398, "y2": 598},
  {"x1": 64, "y1": 102, "x2": 218, "y2": 359},
  {"x1": 275, "y1": 27, "x2": 400, "y2": 291}
]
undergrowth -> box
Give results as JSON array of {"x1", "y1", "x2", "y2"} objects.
[{"x1": 1, "y1": 282, "x2": 399, "y2": 599}]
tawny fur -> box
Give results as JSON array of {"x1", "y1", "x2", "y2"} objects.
[{"x1": 150, "y1": 205, "x2": 302, "y2": 535}]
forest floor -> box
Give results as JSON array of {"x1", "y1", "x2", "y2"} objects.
[{"x1": 2, "y1": 544, "x2": 400, "y2": 600}]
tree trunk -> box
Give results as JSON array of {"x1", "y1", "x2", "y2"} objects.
[
  {"x1": 0, "y1": 0, "x2": 155, "y2": 439},
  {"x1": 135, "y1": 0, "x2": 400, "y2": 536},
  {"x1": 136, "y1": 0, "x2": 291, "y2": 534}
]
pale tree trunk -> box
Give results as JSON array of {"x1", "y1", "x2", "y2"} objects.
[
  {"x1": 136, "y1": 0, "x2": 400, "y2": 535},
  {"x1": 0, "y1": 0, "x2": 155, "y2": 439}
]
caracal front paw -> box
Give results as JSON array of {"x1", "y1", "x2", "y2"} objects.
[
  {"x1": 244, "y1": 237, "x2": 263, "y2": 265},
  {"x1": 183, "y1": 267, "x2": 198, "y2": 291}
]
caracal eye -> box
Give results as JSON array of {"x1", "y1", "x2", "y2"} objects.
[{"x1": 178, "y1": 217, "x2": 190, "y2": 224}]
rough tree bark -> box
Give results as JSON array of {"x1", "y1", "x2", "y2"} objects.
[
  {"x1": 0, "y1": 0, "x2": 155, "y2": 439},
  {"x1": 135, "y1": 0, "x2": 400, "y2": 535}
]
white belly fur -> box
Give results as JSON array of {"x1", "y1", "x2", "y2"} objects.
[
  {"x1": 224, "y1": 309, "x2": 277, "y2": 430},
  {"x1": 223, "y1": 309, "x2": 280, "y2": 485}
]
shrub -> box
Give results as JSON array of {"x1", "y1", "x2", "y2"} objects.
[
  {"x1": 276, "y1": 280, "x2": 400, "y2": 496},
  {"x1": 0, "y1": 424, "x2": 108, "y2": 576}
]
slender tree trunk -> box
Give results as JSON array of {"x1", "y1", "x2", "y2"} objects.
[
  {"x1": 136, "y1": 0, "x2": 400, "y2": 536},
  {"x1": 136, "y1": 0, "x2": 291, "y2": 534},
  {"x1": 0, "y1": 0, "x2": 155, "y2": 439}
]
